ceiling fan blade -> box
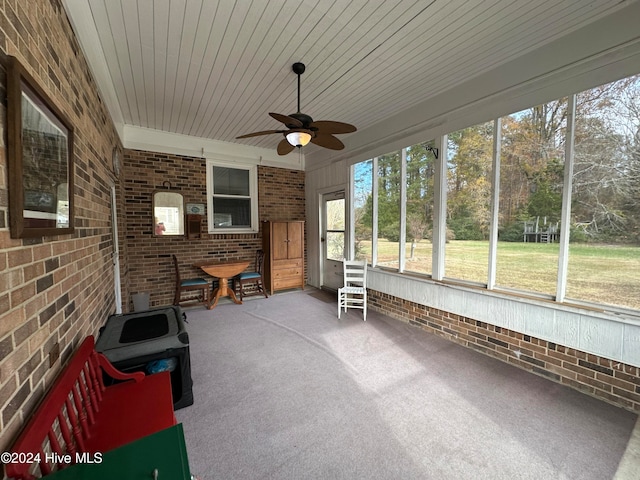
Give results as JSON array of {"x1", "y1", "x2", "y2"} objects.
[
  {"x1": 236, "y1": 129, "x2": 285, "y2": 139},
  {"x1": 269, "y1": 112, "x2": 303, "y2": 128},
  {"x1": 310, "y1": 120, "x2": 357, "y2": 134},
  {"x1": 311, "y1": 133, "x2": 345, "y2": 150},
  {"x1": 277, "y1": 138, "x2": 296, "y2": 155}
]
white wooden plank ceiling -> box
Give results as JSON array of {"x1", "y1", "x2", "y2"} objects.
[{"x1": 66, "y1": 0, "x2": 636, "y2": 154}]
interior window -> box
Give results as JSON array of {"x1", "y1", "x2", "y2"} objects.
[{"x1": 206, "y1": 162, "x2": 258, "y2": 233}]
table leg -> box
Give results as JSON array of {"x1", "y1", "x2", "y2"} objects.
[
  {"x1": 207, "y1": 287, "x2": 221, "y2": 310},
  {"x1": 206, "y1": 277, "x2": 242, "y2": 309},
  {"x1": 226, "y1": 287, "x2": 242, "y2": 304},
  {"x1": 220, "y1": 277, "x2": 242, "y2": 304}
]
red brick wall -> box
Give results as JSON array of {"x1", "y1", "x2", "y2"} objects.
[
  {"x1": 369, "y1": 290, "x2": 640, "y2": 413},
  {"x1": 122, "y1": 149, "x2": 306, "y2": 309},
  {"x1": 0, "y1": 0, "x2": 123, "y2": 452}
]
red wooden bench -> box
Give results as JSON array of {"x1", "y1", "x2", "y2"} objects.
[{"x1": 5, "y1": 336, "x2": 177, "y2": 479}]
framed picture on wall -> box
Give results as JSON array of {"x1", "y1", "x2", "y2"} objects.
[{"x1": 6, "y1": 55, "x2": 75, "y2": 238}]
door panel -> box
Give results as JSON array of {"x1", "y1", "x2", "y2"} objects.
[
  {"x1": 273, "y1": 222, "x2": 289, "y2": 260},
  {"x1": 287, "y1": 222, "x2": 303, "y2": 259}
]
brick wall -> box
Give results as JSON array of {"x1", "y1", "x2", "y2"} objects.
[
  {"x1": 0, "y1": 0, "x2": 123, "y2": 453},
  {"x1": 123, "y1": 149, "x2": 305, "y2": 309},
  {"x1": 369, "y1": 290, "x2": 640, "y2": 413}
]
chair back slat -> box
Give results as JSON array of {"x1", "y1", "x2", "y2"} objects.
[
  {"x1": 256, "y1": 249, "x2": 265, "y2": 273},
  {"x1": 65, "y1": 396, "x2": 87, "y2": 452},
  {"x1": 58, "y1": 410, "x2": 75, "y2": 457},
  {"x1": 173, "y1": 254, "x2": 182, "y2": 284},
  {"x1": 72, "y1": 382, "x2": 90, "y2": 437},
  {"x1": 38, "y1": 447, "x2": 50, "y2": 476},
  {"x1": 79, "y1": 367, "x2": 96, "y2": 424},
  {"x1": 343, "y1": 260, "x2": 367, "y2": 286},
  {"x1": 48, "y1": 428, "x2": 63, "y2": 456},
  {"x1": 88, "y1": 350, "x2": 105, "y2": 401}
]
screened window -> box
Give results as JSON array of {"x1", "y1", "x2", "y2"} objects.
[
  {"x1": 377, "y1": 151, "x2": 402, "y2": 270},
  {"x1": 496, "y1": 101, "x2": 566, "y2": 295},
  {"x1": 446, "y1": 122, "x2": 493, "y2": 284},
  {"x1": 353, "y1": 160, "x2": 373, "y2": 263},
  {"x1": 206, "y1": 161, "x2": 258, "y2": 233},
  {"x1": 568, "y1": 75, "x2": 640, "y2": 311},
  {"x1": 349, "y1": 72, "x2": 640, "y2": 315},
  {"x1": 404, "y1": 142, "x2": 436, "y2": 276}
]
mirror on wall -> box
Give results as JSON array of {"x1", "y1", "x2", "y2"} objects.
[{"x1": 153, "y1": 191, "x2": 184, "y2": 236}]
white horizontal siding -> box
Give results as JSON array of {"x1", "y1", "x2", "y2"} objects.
[{"x1": 366, "y1": 269, "x2": 640, "y2": 367}]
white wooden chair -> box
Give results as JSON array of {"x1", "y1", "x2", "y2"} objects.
[{"x1": 338, "y1": 260, "x2": 368, "y2": 321}]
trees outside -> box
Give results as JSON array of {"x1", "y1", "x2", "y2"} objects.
[
  {"x1": 405, "y1": 142, "x2": 436, "y2": 262},
  {"x1": 499, "y1": 99, "x2": 567, "y2": 240},
  {"x1": 353, "y1": 160, "x2": 373, "y2": 262},
  {"x1": 446, "y1": 123, "x2": 494, "y2": 282},
  {"x1": 573, "y1": 75, "x2": 640, "y2": 243},
  {"x1": 376, "y1": 151, "x2": 402, "y2": 246},
  {"x1": 496, "y1": 74, "x2": 640, "y2": 245},
  {"x1": 496, "y1": 102, "x2": 566, "y2": 294},
  {"x1": 354, "y1": 74, "x2": 640, "y2": 250},
  {"x1": 447, "y1": 122, "x2": 494, "y2": 241}
]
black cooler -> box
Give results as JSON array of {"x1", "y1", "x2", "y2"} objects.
[{"x1": 95, "y1": 306, "x2": 194, "y2": 410}]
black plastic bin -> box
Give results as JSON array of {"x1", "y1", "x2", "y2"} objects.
[{"x1": 95, "y1": 306, "x2": 194, "y2": 410}]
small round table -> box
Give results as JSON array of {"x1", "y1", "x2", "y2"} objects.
[{"x1": 193, "y1": 260, "x2": 250, "y2": 309}]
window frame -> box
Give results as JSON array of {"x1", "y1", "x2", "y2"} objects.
[{"x1": 205, "y1": 159, "x2": 258, "y2": 234}]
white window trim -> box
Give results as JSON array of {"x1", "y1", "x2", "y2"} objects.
[{"x1": 205, "y1": 159, "x2": 258, "y2": 234}]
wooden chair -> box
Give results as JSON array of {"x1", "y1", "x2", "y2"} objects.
[
  {"x1": 338, "y1": 260, "x2": 367, "y2": 321},
  {"x1": 234, "y1": 250, "x2": 268, "y2": 300},
  {"x1": 173, "y1": 255, "x2": 209, "y2": 306}
]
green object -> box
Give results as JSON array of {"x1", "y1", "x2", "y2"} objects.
[{"x1": 47, "y1": 424, "x2": 191, "y2": 480}]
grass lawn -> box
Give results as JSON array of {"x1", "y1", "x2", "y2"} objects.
[{"x1": 357, "y1": 239, "x2": 640, "y2": 310}]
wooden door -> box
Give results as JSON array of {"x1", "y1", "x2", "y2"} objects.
[
  {"x1": 287, "y1": 221, "x2": 303, "y2": 259},
  {"x1": 272, "y1": 222, "x2": 289, "y2": 261}
]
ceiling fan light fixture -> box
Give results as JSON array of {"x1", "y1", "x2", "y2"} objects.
[{"x1": 286, "y1": 130, "x2": 312, "y2": 147}]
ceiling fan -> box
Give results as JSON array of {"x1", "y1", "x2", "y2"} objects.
[{"x1": 236, "y1": 62, "x2": 357, "y2": 155}]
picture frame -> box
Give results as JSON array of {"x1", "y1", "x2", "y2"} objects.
[{"x1": 7, "y1": 56, "x2": 75, "y2": 238}]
